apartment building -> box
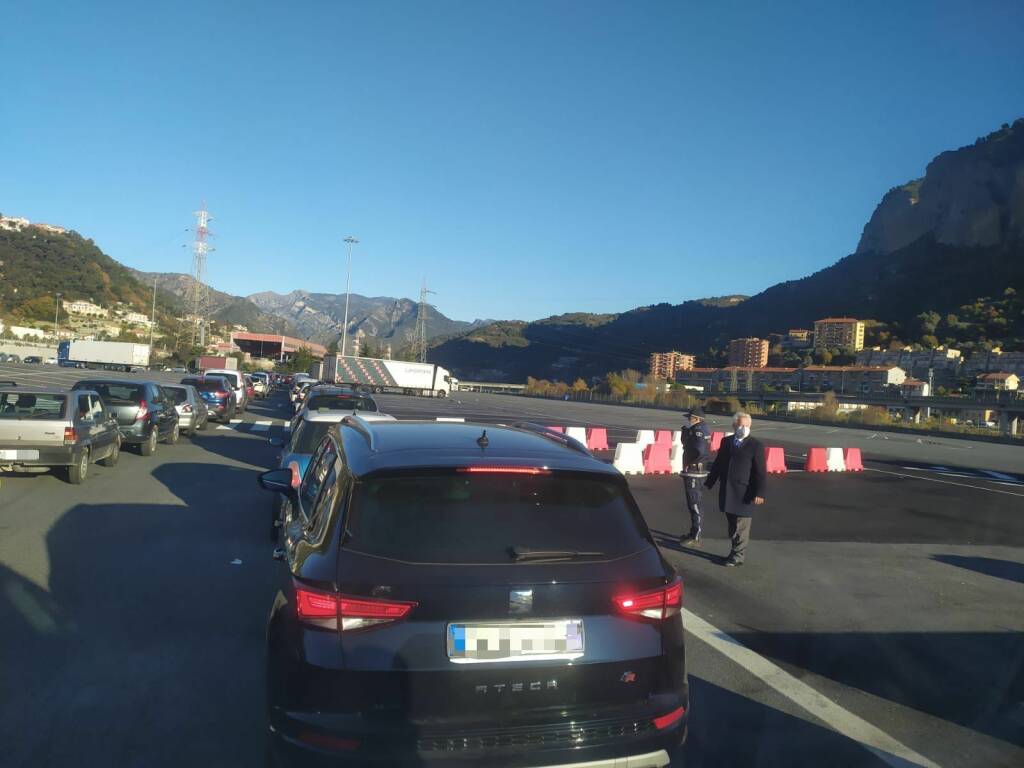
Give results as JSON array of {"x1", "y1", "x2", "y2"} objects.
[
  {"x1": 974, "y1": 372, "x2": 1020, "y2": 392},
  {"x1": 797, "y1": 365, "x2": 906, "y2": 394},
  {"x1": 63, "y1": 300, "x2": 109, "y2": 318},
  {"x1": 727, "y1": 337, "x2": 769, "y2": 368},
  {"x1": 649, "y1": 350, "x2": 696, "y2": 379},
  {"x1": 814, "y1": 317, "x2": 866, "y2": 351}
]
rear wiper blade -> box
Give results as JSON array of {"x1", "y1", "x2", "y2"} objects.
[{"x1": 510, "y1": 546, "x2": 604, "y2": 562}]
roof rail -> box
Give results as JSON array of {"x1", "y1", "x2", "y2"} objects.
[
  {"x1": 341, "y1": 413, "x2": 377, "y2": 451},
  {"x1": 513, "y1": 422, "x2": 591, "y2": 456}
]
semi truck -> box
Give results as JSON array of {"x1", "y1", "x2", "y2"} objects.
[
  {"x1": 322, "y1": 355, "x2": 456, "y2": 397},
  {"x1": 58, "y1": 340, "x2": 151, "y2": 371},
  {"x1": 190, "y1": 355, "x2": 239, "y2": 372}
]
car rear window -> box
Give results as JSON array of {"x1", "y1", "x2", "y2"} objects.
[
  {"x1": 183, "y1": 378, "x2": 228, "y2": 392},
  {"x1": 305, "y1": 394, "x2": 377, "y2": 412},
  {"x1": 163, "y1": 387, "x2": 188, "y2": 405},
  {"x1": 291, "y1": 420, "x2": 334, "y2": 453},
  {"x1": 0, "y1": 392, "x2": 67, "y2": 420},
  {"x1": 82, "y1": 383, "x2": 145, "y2": 404},
  {"x1": 345, "y1": 472, "x2": 650, "y2": 564}
]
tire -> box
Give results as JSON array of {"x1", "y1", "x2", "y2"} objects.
[
  {"x1": 67, "y1": 450, "x2": 89, "y2": 485},
  {"x1": 140, "y1": 428, "x2": 158, "y2": 457},
  {"x1": 165, "y1": 423, "x2": 180, "y2": 445},
  {"x1": 100, "y1": 439, "x2": 120, "y2": 468},
  {"x1": 197, "y1": 415, "x2": 208, "y2": 431}
]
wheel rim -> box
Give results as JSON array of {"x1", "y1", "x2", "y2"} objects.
[
  {"x1": 173, "y1": 425, "x2": 179, "y2": 441},
  {"x1": 150, "y1": 431, "x2": 157, "y2": 451},
  {"x1": 80, "y1": 453, "x2": 88, "y2": 478}
]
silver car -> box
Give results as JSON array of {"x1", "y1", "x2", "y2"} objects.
[
  {"x1": 0, "y1": 385, "x2": 121, "y2": 484},
  {"x1": 162, "y1": 384, "x2": 209, "y2": 436}
]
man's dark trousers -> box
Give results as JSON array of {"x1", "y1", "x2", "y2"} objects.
[{"x1": 726, "y1": 514, "x2": 752, "y2": 563}]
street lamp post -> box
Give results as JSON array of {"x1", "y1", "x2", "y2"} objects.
[
  {"x1": 341, "y1": 236, "x2": 358, "y2": 357},
  {"x1": 149, "y1": 278, "x2": 157, "y2": 348},
  {"x1": 54, "y1": 292, "x2": 62, "y2": 342}
]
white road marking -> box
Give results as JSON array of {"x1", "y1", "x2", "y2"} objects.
[
  {"x1": 251, "y1": 421, "x2": 272, "y2": 432},
  {"x1": 866, "y1": 467, "x2": 1024, "y2": 497},
  {"x1": 683, "y1": 609, "x2": 940, "y2": 768}
]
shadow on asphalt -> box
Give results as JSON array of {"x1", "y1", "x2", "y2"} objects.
[
  {"x1": 0, "y1": 461, "x2": 276, "y2": 767},
  {"x1": 650, "y1": 528, "x2": 728, "y2": 565},
  {"x1": 931, "y1": 554, "x2": 1024, "y2": 585},
  {"x1": 683, "y1": 676, "x2": 889, "y2": 767},
  {"x1": 730, "y1": 630, "x2": 1024, "y2": 746}
]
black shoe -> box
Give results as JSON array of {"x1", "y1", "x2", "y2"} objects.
[{"x1": 679, "y1": 533, "x2": 702, "y2": 547}]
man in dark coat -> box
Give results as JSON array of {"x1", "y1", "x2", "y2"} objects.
[
  {"x1": 704, "y1": 412, "x2": 767, "y2": 566},
  {"x1": 679, "y1": 408, "x2": 711, "y2": 547}
]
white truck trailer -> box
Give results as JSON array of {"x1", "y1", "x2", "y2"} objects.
[
  {"x1": 322, "y1": 355, "x2": 455, "y2": 397},
  {"x1": 58, "y1": 340, "x2": 151, "y2": 371}
]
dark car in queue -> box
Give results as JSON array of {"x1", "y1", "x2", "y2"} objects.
[
  {"x1": 162, "y1": 384, "x2": 210, "y2": 436},
  {"x1": 72, "y1": 379, "x2": 180, "y2": 456},
  {"x1": 0, "y1": 386, "x2": 121, "y2": 484},
  {"x1": 257, "y1": 418, "x2": 688, "y2": 768},
  {"x1": 180, "y1": 375, "x2": 236, "y2": 424}
]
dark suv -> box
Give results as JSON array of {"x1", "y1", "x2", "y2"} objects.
[
  {"x1": 257, "y1": 418, "x2": 688, "y2": 768},
  {"x1": 73, "y1": 380, "x2": 180, "y2": 455}
]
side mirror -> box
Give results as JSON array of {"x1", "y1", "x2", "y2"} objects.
[
  {"x1": 258, "y1": 467, "x2": 297, "y2": 496},
  {"x1": 268, "y1": 436, "x2": 285, "y2": 447}
]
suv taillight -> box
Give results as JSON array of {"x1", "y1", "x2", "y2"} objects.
[
  {"x1": 613, "y1": 579, "x2": 682, "y2": 621},
  {"x1": 63, "y1": 427, "x2": 77, "y2": 444},
  {"x1": 293, "y1": 580, "x2": 417, "y2": 631},
  {"x1": 135, "y1": 400, "x2": 149, "y2": 421},
  {"x1": 214, "y1": 391, "x2": 228, "y2": 399}
]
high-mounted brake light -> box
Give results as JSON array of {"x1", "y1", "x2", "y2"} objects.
[
  {"x1": 457, "y1": 466, "x2": 551, "y2": 475},
  {"x1": 614, "y1": 579, "x2": 683, "y2": 620},
  {"x1": 63, "y1": 427, "x2": 77, "y2": 444},
  {"x1": 293, "y1": 581, "x2": 417, "y2": 631},
  {"x1": 135, "y1": 400, "x2": 149, "y2": 421}
]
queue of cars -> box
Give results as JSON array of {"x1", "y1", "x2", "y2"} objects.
[{"x1": 0, "y1": 371, "x2": 246, "y2": 483}]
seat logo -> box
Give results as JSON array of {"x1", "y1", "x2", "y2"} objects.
[{"x1": 509, "y1": 589, "x2": 532, "y2": 615}]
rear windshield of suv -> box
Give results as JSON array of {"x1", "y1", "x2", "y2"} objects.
[
  {"x1": 305, "y1": 394, "x2": 377, "y2": 412},
  {"x1": 80, "y1": 382, "x2": 144, "y2": 404},
  {"x1": 345, "y1": 472, "x2": 650, "y2": 564},
  {"x1": 0, "y1": 392, "x2": 67, "y2": 419}
]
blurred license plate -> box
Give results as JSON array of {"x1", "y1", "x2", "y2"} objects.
[
  {"x1": 0, "y1": 449, "x2": 38, "y2": 460},
  {"x1": 447, "y1": 620, "x2": 584, "y2": 664}
]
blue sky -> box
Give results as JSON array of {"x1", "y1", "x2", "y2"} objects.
[{"x1": 3, "y1": 1, "x2": 1022, "y2": 322}]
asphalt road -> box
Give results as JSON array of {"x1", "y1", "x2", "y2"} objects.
[{"x1": 1, "y1": 368, "x2": 1022, "y2": 767}]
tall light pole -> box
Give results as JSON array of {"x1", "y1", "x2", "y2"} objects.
[
  {"x1": 54, "y1": 292, "x2": 62, "y2": 342},
  {"x1": 340, "y1": 236, "x2": 358, "y2": 357},
  {"x1": 149, "y1": 277, "x2": 157, "y2": 348}
]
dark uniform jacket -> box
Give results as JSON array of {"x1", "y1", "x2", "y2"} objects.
[
  {"x1": 705, "y1": 435, "x2": 767, "y2": 517},
  {"x1": 681, "y1": 423, "x2": 711, "y2": 477}
]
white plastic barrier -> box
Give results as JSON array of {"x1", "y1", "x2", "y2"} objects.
[
  {"x1": 635, "y1": 429, "x2": 656, "y2": 448},
  {"x1": 565, "y1": 426, "x2": 587, "y2": 445},
  {"x1": 613, "y1": 442, "x2": 645, "y2": 475},
  {"x1": 672, "y1": 430, "x2": 683, "y2": 449},
  {"x1": 436, "y1": 417, "x2": 465, "y2": 422},
  {"x1": 670, "y1": 444, "x2": 684, "y2": 473},
  {"x1": 825, "y1": 447, "x2": 846, "y2": 472}
]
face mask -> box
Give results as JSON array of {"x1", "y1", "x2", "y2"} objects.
[{"x1": 735, "y1": 425, "x2": 750, "y2": 439}]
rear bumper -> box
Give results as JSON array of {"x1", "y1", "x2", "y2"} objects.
[
  {"x1": 268, "y1": 703, "x2": 686, "y2": 768},
  {"x1": 118, "y1": 422, "x2": 153, "y2": 444},
  {"x1": 0, "y1": 444, "x2": 75, "y2": 468}
]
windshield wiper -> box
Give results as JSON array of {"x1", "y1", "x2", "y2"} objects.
[{"x1": 510, "y1": 546, "x2": 604, "y2": 562}]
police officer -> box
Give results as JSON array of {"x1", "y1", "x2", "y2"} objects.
[{"x1": 679, "y1": 408, "x2": 711, "y2": 547}]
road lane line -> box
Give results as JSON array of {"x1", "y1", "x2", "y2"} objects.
[
  {"x1": 683, "y1": 609, "x2": 940, "y2": 768},
  {"x1": 251, "y1": 421, "x2": 272, "y2": 432},
  {"x1": 865, "y1": 467, "x2": 1024, "y2": 497}
]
